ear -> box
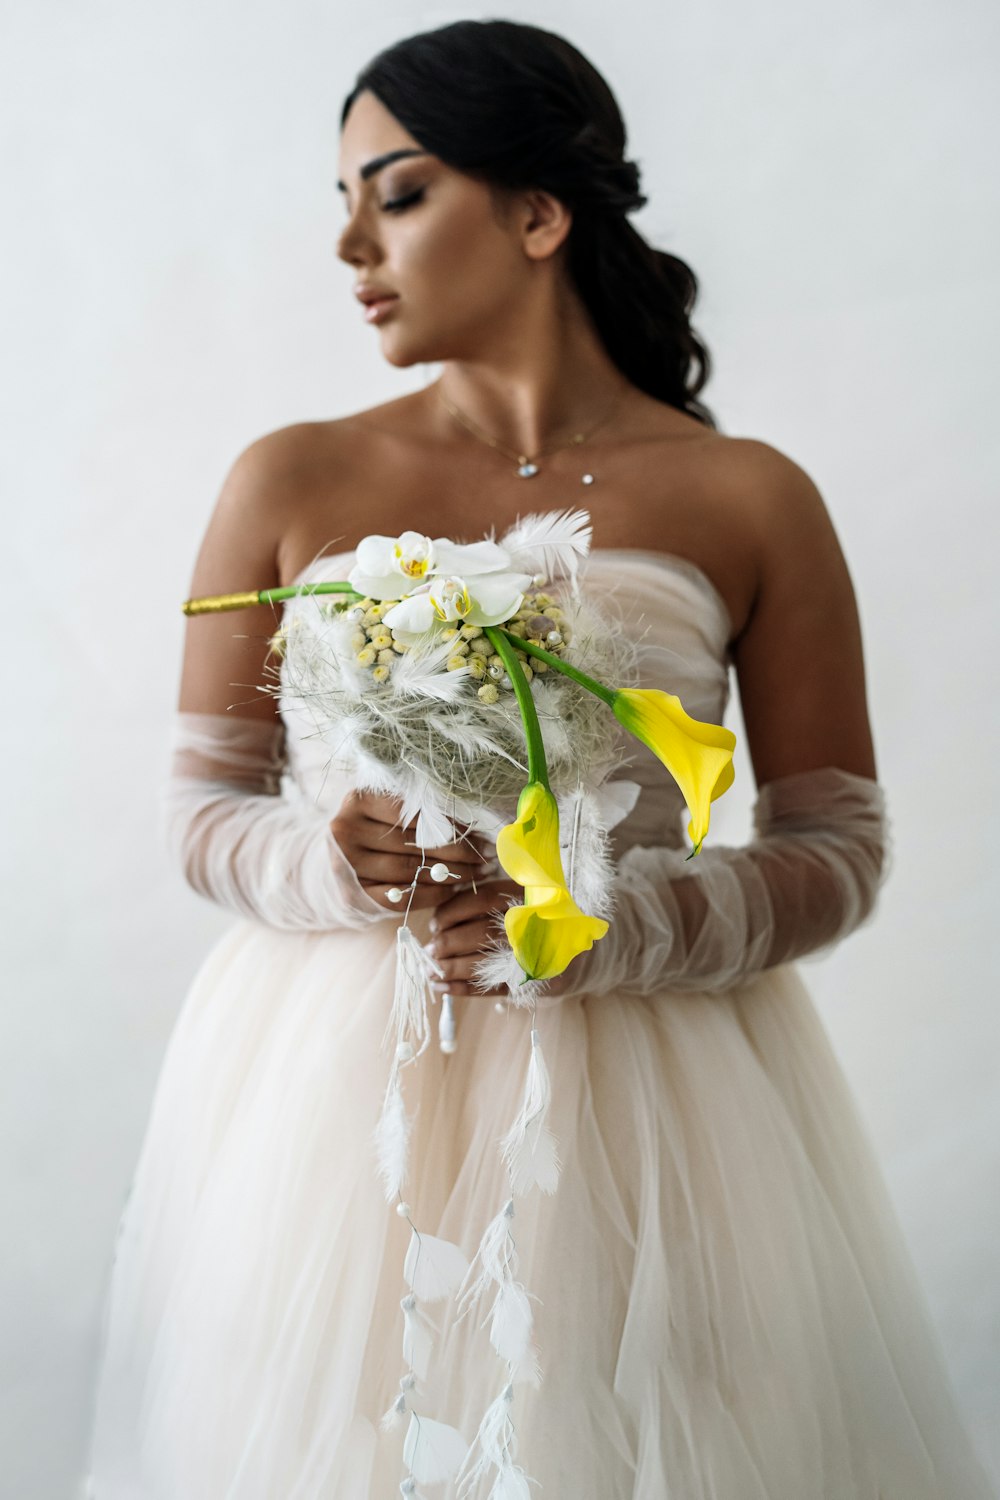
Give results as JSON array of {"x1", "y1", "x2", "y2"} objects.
[{"x1": 519, "y1": 189, "x2": 573, "y2": 262}]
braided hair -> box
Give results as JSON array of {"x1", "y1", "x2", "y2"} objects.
[{"x1": 341, "y1": 19, "x2": 716, "y2": 428}]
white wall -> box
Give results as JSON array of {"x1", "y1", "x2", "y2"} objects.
[{"x1": 2, "y1": 0, "x2": 997, "y2": 1493}]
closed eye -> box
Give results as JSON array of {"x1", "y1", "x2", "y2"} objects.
[{"x1": 382, "y1": 188, "x2": 425, "y2": 213}]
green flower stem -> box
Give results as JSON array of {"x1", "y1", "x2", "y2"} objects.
[
  {"x1": 484, "y1": 627, "x2": 551, "y2": 792},
  {"x1": 261, "y1": 583, "x2": 363, "y2": 606},
  {"x1": 182, "y1": 582, "x2": 362, "y2": 616},
  {"x1": 499, "y1": 630, "x2": 616, "y2": 708}
]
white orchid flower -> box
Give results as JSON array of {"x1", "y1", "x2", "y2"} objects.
[
  {"x1": 348, "y1": 530, "x2": 515, "y2": 601},
  {"x1": 383, "y1": 569, "x2": 534, "y2": 639}
]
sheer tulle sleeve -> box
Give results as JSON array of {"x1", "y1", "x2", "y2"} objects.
[
  {"x1": 559, "y1": 766, "x2": 891, "y2": 1000},
  {"x1": 160, "y1": 710, "x2": 392, "y2": 932}
]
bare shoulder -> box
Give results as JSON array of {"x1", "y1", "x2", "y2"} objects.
[{"x1": 708, "y1": 437, "x2": 877, "y2": 784}]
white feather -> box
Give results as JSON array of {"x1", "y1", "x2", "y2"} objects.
[
  {"x1": 509, "y1": 1341, "x2": 542, "y2": 1389},
  {"x1": 415, "y1": 802, "x2": 457, "y2": 849},
  {"x1": 498, "y1": 508, "x2": 592, "y2": 586},
  {"x1": 403, "y1": 1412, "x2": 470, "y2": 1483},
  {"x1": 404, "y1": 1228, "x2": 471, "y2": 1301},
  {"x1": 500, "y1": 1028, "x2": 561, "y2": 1195},
  {"x1": 392, "y1": 634, "x2": 470, "y2": 701},
  {"x1": 490, "y1": 1458, "x2": 537, "y2": 1498},
  {"x1": 487, "y1": 1279, "x2": 534, "y2": 1363},
  {"x1": 456, "y1": 1384, "x2": 516, "y2": 1495},
  {"x1": 380, "y1": 926, "x2": 442, "y2": 1058},
  {"x1": 372, "y1": 1066, "x2": 411, "y2": 1200},
  {"x1": 378, "y1": 1391, "x2": 409, "y2": 1433},
  {"x1": 456, "y1": 1199, "x2": 518, "y2": 1323}
]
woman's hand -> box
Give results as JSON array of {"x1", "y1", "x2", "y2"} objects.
[
  {"x1": 427, "y1": 878, "x2": 523, "y2": 997},
  {"x1": 331, "y1": 789, "x2": 490, "y2": 911}
]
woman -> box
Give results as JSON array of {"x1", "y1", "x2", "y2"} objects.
[{"x1": 84, "y1": 19, "x2": 995, "y2": 1499}]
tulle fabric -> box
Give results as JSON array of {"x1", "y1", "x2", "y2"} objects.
[
  {"x1": 568, "y1": 765, "x2": 891, "y2": 1000},
  {"x1": 162, "y1": 712, "x2": 391, "y2": 932},
  {"x1": 82, "y1": 552, "x2": 995, "y2": 1498}
]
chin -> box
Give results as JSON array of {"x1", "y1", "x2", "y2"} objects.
[{"x1": 377, "y1": 322, "x2": 465, "y2": 369}]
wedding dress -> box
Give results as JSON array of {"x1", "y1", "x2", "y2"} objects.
[{"x1": 82, "y1": 550, "x2": 995, "y2": 1498}]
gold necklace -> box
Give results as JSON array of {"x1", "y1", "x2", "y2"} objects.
[{"x1": 435, "y1": 383, "x2": 623, "y2": 484}]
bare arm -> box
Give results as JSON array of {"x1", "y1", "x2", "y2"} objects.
[{"x1": 167, "y1": 430, "x2": 481, "y2": 924}]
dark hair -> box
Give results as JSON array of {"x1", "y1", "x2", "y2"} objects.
[{"x1": 341, "y1": 19, "x2": 716, "y2": 428}]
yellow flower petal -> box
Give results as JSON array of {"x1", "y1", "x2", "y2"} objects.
[
  {"x1": 613, "y1": 688, "x2": 736, "y2": 853},
  {"x1": 495, "y1": 782, "x2": 609, "y2": 981},
  {"x1": 504, "y1": 899, "x2": 609, "y2": 983}
]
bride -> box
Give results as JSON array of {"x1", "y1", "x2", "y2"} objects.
[{"x1": 83, "y1": 18, "x2": 995, "y2": 1498}]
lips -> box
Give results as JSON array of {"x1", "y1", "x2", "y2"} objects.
[{"x1": 362, "y1": 296, "x2": 399, "y2": 324}]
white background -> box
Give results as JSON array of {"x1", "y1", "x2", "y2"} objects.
[{"x1": 2, "y1": 0, "x2": 997, "y2": 1493}]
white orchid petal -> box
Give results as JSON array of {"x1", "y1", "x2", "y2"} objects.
[
  {"x1": 432, "y1": 539, "x2": 511, "y2": 576},
  {"x1": 466, "y1": 570, "x2": 535, "y2": 626},
  {"x1": 382, "y1": 594, "x2": 438, "y2": 634},
  {"x1": 353, "y1": 535, "x2": 398, "y2": 576},
  {"x1": 347, "y1": 571, "x2": 411, "y2": 601}
]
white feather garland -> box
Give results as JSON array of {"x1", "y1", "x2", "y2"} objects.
[
  {"x1": 499, "y1": 1028, "x2": 560, "y2": 1195},
  {"x1": 402, "y1": 1412, "x2": 471, "y2": 1483},
  {"x1": 403, "y1": 1229, "x2": 471, "y2": 1302}
]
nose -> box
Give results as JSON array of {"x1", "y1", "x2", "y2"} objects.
[{"x1": 335, "y1": 213, "x2": 380, "y2": 269}]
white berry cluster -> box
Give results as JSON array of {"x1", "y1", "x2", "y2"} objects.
[
  {"x1": 335, "y1": 596, "x2": 410, "y2": 683},
  {"x1": 449, "y1": 590, "x2": 572, "y2": 706},
  {"x1": 272, "y1": 590, "x2": 571, "y2": 702}
]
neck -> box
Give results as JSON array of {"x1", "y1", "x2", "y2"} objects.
[{"x1": 432, "y1": 276, "x2": 631, "y2": 458}]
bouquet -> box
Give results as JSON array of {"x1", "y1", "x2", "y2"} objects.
[{"x1": 182, "y1": 508, "x2": 736, "y2": 1495}]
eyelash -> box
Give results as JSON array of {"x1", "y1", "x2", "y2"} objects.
[{"x1": 381, "y1": 188, "x2": 424, "y2": 213}]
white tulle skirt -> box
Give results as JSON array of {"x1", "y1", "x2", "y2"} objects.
[{"x1": 83, "y1": 912, "x2": 994, "y2": 1499}]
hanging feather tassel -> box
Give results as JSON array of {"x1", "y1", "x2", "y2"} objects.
[
  {"x1": 403, "y1": 1228, "x2": 470, "y2": 1302},
  {"x1": 499, "y1": 1029, "x2": 560, "y2": 1195},
  {"x1": 456, "y1": 1383, "x2": 516, "y2": 1496},
  {"x1": 455, "y1": 1198, "x2": 517, "y2": 1323},
  {"x1": 402, "y1": 1412, "x2": 471, "y2": 1483},
  {"x1": 372, "y1": 1062, "x2": 412, "y2": 1200},
  {"x1": 380, "y1": 926, "x2": 443, "y2": 1058},
  {"x1": 400, "y1": 1293, "x2": 436, "y2": 1380}
]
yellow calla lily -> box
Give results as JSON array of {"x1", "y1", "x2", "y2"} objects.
[
  {"x1": 496, "y1": 782, "x2": 609, "y2": 982},
  {"x1": 612, "y1": 688, "x2": 736, "y2": 855}
]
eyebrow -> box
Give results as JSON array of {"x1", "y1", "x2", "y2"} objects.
[{"x1": 336, "y1": 149, "x2": 429, "y2": 193}]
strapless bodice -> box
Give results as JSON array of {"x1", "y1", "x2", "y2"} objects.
[{"x1": 278, "y1": 550, "x2": 733, "y2": 854}]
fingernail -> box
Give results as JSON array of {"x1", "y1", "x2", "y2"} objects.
[{"x1": 429, "y1": 916, "x2": 439, "y2": 933}]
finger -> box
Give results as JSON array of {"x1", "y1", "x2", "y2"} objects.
[
  {"x1": 362, "y1": 881, "x2": 456, "y2": 912},
  {"x1": 429, "y1": 914, "x2": 504, "y2": 962},
  {"x1": 431, "y1": 880, "x2": 522, "y2": 931},
  {"x1": 429, "y1": 950, "x2": 494, "y2": 991},
  {"x1": 366, "y1": 821, "x2": 488, "y2": 867}
]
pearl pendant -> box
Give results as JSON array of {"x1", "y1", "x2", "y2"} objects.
[
  {"x1": 582, "y1": 473, "x2": 595, "y2": 485},
  {"x1": 517, "y1": 461, "x2": 539, "y2": 478}
]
